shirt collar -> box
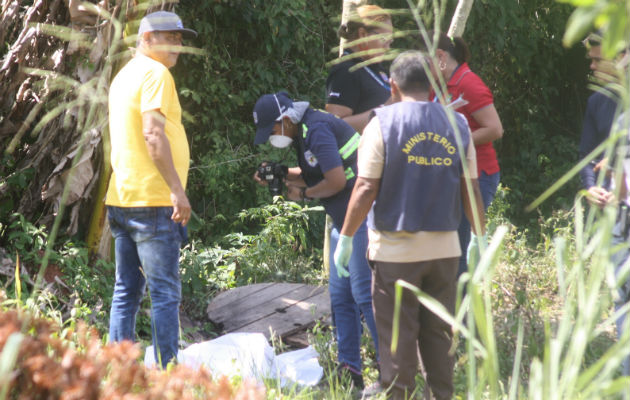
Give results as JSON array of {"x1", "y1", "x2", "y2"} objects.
[{"x1": 447, "y1": 62, "x2": 470, "y2": 87}]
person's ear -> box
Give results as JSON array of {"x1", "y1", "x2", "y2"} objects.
[
  {"x1": 140, "y1": 32, "x2": 152, "y2": 46},
  {"x1": 282, "y1": 116, "x2": 296, "y2": 136},
  {"x1": 390, "y1": 79, "x2": 402, "y2": 102}
]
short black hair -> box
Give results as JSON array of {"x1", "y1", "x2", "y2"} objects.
[{"x1": 390, "y1": 51, "x2": 431, "y2": 93}]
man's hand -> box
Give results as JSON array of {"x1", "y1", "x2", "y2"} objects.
[
  {"x1": 170, "y1": 189, "x2": 191, "y2": 226},
  {"x1": 593, "y1": 158, "x2": 609, "y2": 174},
  {"x1": 286, "y1": 183, "x2": 303, "y2": 201},
  {"x1": 333, "y1": 234, "x2": 353, "y2": 278},
  {"x1": 253, "y1": 168, "x2": 268, "y2": 186},
  {"x1": 586, "y1": 186, "x2": 615, "y2": 208}
]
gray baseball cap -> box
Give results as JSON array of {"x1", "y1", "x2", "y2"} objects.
[{"x1": 138, "y1": 11, "x2": 197, "y2": 39}]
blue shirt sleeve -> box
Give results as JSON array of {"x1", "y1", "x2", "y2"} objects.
[{"x1": 306, "y1": 123, "x2": 343, "y2": 174}]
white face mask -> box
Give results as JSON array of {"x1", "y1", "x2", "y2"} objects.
[
  {"x1": 268, "y1": 121, "x2": 293, "y2": 148},
  {"x1": 269, "y1": 135, "x2": 293, "y2": 148}
]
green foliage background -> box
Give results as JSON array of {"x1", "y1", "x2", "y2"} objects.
[
  {"x1": 463, "y1": 0, "x2": 587, "y2": 227},
  {"x1": 165, "y1": 0, "x2": 592, "y2": 241},
  {"x1": 0, "y1": 0, "x2": 593, "y2": 244},
  {"x1": 172, "y1": 0, "x2": 339, "y2": 240},
  {"x1": 0, "y1": 0, "x2": 599, "y2": 321}
]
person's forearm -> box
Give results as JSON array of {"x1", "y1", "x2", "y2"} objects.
[
  {"x1": 304, "y1": 179, "x2": 344, "y2": 199},
  {"x1": 145, "y1": 129, "x2": 185, "y2": 195},
  {"x1": 471, "y1": 126, "x2": 502, "y2": 145},
  {"x1": 142, "y1": 110, "x2": 190, "y2": 224},
  {"x1": 470, "y1": 105, "x2": 503, "y2": 145},
  {"x1": 287, "y1": 167, "x2": 303, "y2": 181},
  {"x1": 340, "y1": 177, "x2": 380, "y2": 236},
  {"x1": 343, "y1": 110, "x2": 376, "y2": 134},
  {"x1": 302, "y1": 166, "x2": 346, "y2": 199},
  {"x1": 286, "y1": 167, "x2": 306, "y2": 187}
]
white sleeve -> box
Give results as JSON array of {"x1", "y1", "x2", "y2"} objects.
[{"x1": 357, "y1": 117, "x2": 385, "y2": 179}]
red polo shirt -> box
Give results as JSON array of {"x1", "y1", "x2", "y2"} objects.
[{"x1": 446, "y1": 63, "x2": 500, "y2": 175}]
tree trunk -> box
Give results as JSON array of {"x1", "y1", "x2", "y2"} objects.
[
  {"x1": 339, "y1": 0, "x2": 367, "y2": 56},
  {"x1": 0, "y1": 0, "x2": 174, "y2": 260},
  {"x1": 448, "y1": 0, "x2": 474, "y2": 38}
]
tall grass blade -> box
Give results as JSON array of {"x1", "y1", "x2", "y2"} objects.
[
  {"x1": 391, "y1": 282, "x2": 403, "y2": 355},
  {"x1": 508, "y1": 319, "x2": 524, "y2": 400},
  {"x1": 14, "y1": 253, "x2": 21, "y2": 304},
  {"x1": 0, "y1": 332, "x2": 23, "y2": 400}
]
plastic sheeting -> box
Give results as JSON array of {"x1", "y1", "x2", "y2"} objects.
[{"x1": 144, "y1": 332, "x2": 323, "y2": 387}]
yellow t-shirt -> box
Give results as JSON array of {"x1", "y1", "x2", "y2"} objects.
[
  {"x1": 106, "y1": 54, "x2": 190, "y2": 207},
  {"x1": 358, "y1": 114, "x2": 478, "y2": 263}
]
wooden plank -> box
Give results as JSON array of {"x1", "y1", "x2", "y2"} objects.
[
  {"x1": 206, "y1": 283, "x2": 275, "y2": 314},
  {"x1": 208, "y1": 283, "x2": 307, "y2": 324},
  {"x1": 235, "y1": 289, "x2": 330, "y2": 339},
  {"x1": 223, "y1": 285, "x2": 326, "y2": 332},
  {"x1": 283, "y1": 329, "x2": 312, "y2": 348}
]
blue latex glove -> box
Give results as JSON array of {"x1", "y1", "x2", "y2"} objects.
[
  {"x1": 333, "y1": 234, "x2": 353, "y2": 278},
  {"x1": 466, "y1": 231, "x2": 488, "y2": 270}
]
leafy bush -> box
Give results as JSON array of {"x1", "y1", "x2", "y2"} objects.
[
  {"x1": 0, "y1": 308, "x2": 265, "y2": 399},
  {"x1": 1, "y1": 213, "x2": 118, "y2": 334},
  {"x1": 179, "y1": 199, "x2": 326, "y2": 318},
  {"x1": 172, "y1": 0, "x2": 339, "y2": 239}
]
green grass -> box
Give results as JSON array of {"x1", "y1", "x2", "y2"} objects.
[{"x1": 2, "y1": 189, "x2": 630, "y2": 399}]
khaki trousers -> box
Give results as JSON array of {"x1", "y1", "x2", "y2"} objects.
[{"x1": 372, "y1": 258, "x2": 457, "y2": 400}]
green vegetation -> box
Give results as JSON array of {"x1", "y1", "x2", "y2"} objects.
[{"x1": 2, "y1": 187, "x2": 629, "y2": 398}]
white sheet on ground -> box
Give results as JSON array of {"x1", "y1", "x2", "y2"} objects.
[{"x1": 144, "y1": 332, "x2": 323, "y2": 387}]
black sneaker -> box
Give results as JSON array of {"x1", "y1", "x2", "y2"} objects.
[{"x1": 337, "y1": 362, "x2": 364, "y2": 390}]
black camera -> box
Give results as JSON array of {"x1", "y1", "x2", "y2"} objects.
[{"x1": 257, "y1": 162, "x2": 288, "y2": 196}]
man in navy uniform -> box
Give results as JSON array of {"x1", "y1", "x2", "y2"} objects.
[
  {"x1": 251, "y1": 92, "x2": 378, "y2": 389},
  {"x1": 334, "y1": 51, "x2": 485, "y2": 399}
]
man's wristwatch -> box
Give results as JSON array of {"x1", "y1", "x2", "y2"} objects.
[{"x1": 300, "y1": 187, "x2": 312, "y2": 201}]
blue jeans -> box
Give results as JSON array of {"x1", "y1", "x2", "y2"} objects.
[
  {"x1": 611, "y1": 216, "x2": 630, "y2": 376},
  {"x1": 329, "y1": 221, "x2": 378, "y2": 372},
  {"x1": 107, "y1": 206, "x2": 186, "y2": 368},
  {"x1": 457, "y1": 170, "x2": 500, "y2": 278}
]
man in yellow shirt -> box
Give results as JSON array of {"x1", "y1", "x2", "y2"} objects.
[{"x1": 105, "y1": 11, "x2": 196, "y2": 368}]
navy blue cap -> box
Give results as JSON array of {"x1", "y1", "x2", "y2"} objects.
[
  {"x1": 252, "y1": 92, "x2": 293, "y2": 145},
  {"x1": 138, "y1": 11, "x2": 197, "y2": 39}
]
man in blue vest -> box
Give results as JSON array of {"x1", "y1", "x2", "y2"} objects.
[
  {"x1": 334, "y1": 51, "x2": 485, "y2": 399},
  {"x1": 251, "y1": 92, "x2": 378, "y2": 389}
]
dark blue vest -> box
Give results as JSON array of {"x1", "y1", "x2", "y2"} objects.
[{"x1": 368, "y1": 101, "x2": 470, "y2": 232}]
